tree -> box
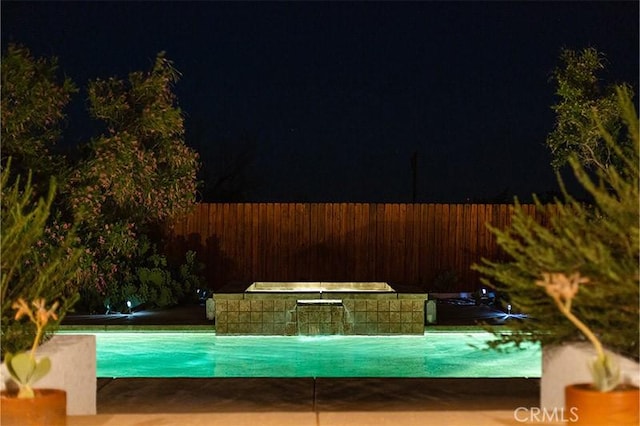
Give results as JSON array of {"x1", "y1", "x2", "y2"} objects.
[
  {"x1": 71, "y1": 52, "x2": 199, "y2": 226},
  {"x1": 67, "y1": 53, "x2": 201, "y2": 310},
  {"x1": 0, "y1": 46, "x2": 202, "y2": 312},
  {"x1": 546, "y1": 47, "x2": 634, "y2": 172},
  {"x1": 473, "y1": 86, "x2": 639, "y2": 360},
  {"x1": 63, "y1": 53, "x2": 199, "y2": 310},
  {"x1": 0, "y1": 44, "x2": 76, "y2": 189}
]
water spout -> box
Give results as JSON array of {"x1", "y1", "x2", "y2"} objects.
[{"x1": 296, "y1": 299, "x2": 345, "y2": 336}]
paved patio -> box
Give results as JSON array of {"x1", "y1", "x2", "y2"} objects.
[
  {"x1": 67, "y1": 377, "x2": 554, "y2": 426},
  {"x1": 68, "y1": 411, "x2": 563, "y2": 426}
]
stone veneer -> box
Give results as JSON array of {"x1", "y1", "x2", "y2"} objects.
[{"x1": 214, "y1": 284, "x2": 427, "y2": 335}]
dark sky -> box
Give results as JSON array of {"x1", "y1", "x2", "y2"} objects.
[{"x1": 2, "y1": 2, "x2": 638, "y2": 202}]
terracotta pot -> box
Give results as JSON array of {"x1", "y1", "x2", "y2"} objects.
[
  {"x1": 0, "y1": 389, "x2": 67, "y2": 426},
  {"x1": 565, "y1": 383, "x2": 639, "y2": 426}
]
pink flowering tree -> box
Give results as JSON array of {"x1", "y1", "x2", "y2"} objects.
[
  {"x1": 72, "y1": 53, "x2": 199, "y2": 225},
  {"x1": 0, "y1": 44, "x2": 76, "y2": 191},
  {"x1": 68, "y1": 53, "x2": 200, "y2": 311},
  {"x1": 1, "y1": 46, "x2": 202, "y2": 312}
]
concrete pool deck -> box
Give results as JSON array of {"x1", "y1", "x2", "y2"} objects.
[
  {"x1": 65, "y1": 377, "x2": 559, "y2": 425},
  {"x1": 62, "y1": 301, "x2": 559, "y2": 425}
]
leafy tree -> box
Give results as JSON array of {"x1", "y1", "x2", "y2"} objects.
[
  {"x1": 1, "y1": 163, "x2": 82, "y2": 356},
  {"x1": 66, "y1": 53, "x2": 200, "y2": 310},
  {"x1": 546, "y1": 47, "x2": 634, "y2": 172},
  {"x1": 0, "y1": 45, "x2": 77, "y2": 189},
  {"x1": 70, "y1": 52, "x2": 199, "y2": 226},
  {"x1": 473, "y1": 86, "x2": 639, "y2": 360},
  {"x1": 1, "y1": 46, "x2": 202, "y2": 313}
]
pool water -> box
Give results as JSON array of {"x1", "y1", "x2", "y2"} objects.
[{"x1": 59, "y1": 331, "x2": 541, "y2": 378}]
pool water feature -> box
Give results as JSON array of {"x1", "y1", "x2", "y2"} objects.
[
  {"x1": 58, "y1": 331, "x2": 541, "y2": 378},
  {"x1": 214, "y1": 281, "x2": 428, "y2": 335}
]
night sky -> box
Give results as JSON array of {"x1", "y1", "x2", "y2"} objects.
[{"x1": 2, "y1": 2, "x2": 638, "y2": 202}]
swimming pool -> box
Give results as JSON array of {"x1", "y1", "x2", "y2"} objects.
[{"x1": 58, "y1": 330, "x2": 541, "y2": 378}]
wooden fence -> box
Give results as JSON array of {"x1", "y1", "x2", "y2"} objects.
[{"x1": 164, "y1": 203, "x2": 553, "y2": 293}]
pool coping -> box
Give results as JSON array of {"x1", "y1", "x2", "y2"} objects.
[
  {"x1": 58, "y1": 324, "x2": 505, "y2": 333},
  {"x1": 59, "y1": 324, "x2": 215, "y2": 332}
]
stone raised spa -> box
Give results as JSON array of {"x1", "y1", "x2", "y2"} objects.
[{"x1": 213, "y1": 282, "x2": 428, "y2": 335}]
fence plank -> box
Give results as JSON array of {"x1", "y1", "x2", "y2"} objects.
[{"x1": 166, "y1": 202, "x2": 554, "y2": 292}]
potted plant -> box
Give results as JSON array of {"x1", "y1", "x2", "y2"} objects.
[
  {"x1": 1, "y1": 298, "x2": 67, "y2": 426},
  {"x1": 1, "y1": 162, "x2": 84, "y2": 424},
  {"x1": 473, "y1": 51, "x2": 639, "y2": 425},
  {"x1": 536, "y1": 272, "x2": 638, "y2": 425}
]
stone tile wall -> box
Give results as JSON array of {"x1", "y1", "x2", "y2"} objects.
[{"x1": 214, "y1": 292, "x2": 427, "y2": 335}]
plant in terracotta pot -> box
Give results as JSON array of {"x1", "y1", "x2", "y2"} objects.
[
  {"x1": 1, "y1": 163, "x2": 83, "y2": 426},
  {"x1": 536, "y1": 272, "x2": 638, "y2": 425},
  {"x1": 1, "y1": 298, "x2": 68, "y2": 426},
  {"x1": 5, "y1": 298, "x2": 60, "y2": 398},
  {"x1": 473, "y1": 50, "x2": 638, "y2": 425}
]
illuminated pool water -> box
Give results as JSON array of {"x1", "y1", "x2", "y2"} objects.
[{"x1": 59, "y1": 331, "x2": 541, "y2": 378}]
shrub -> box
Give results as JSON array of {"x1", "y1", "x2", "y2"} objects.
[
  {"x1": 1, "y1": 163, "x2": 82, "y2": 356},
  {"x1": 473, "y1": 87, "x2": 639, "y2": 360}
]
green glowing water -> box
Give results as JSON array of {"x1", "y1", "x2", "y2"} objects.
[{"x1": 59, "y1": 331, "x2": 541, "y2": 378}]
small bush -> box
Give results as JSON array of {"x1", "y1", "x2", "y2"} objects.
[{"x1": 1, "y1": 164, "x2": 82, "y2": 357}]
